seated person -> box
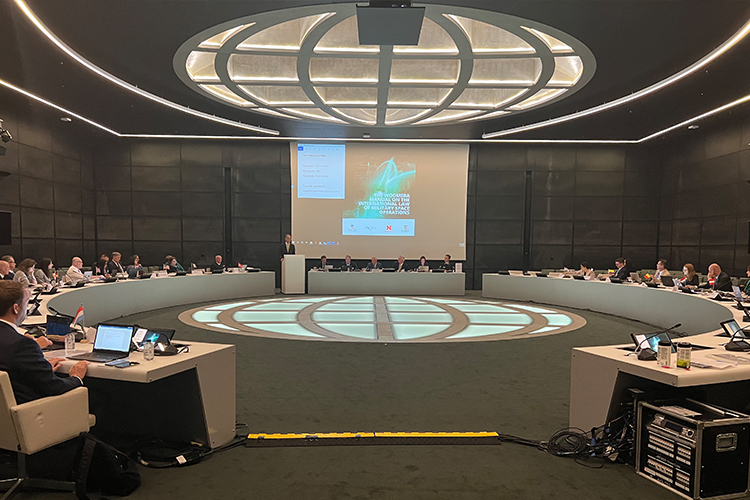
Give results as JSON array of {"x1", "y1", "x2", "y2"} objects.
[
  {"x1": 745, "y1": 265, "x2": 750, "y2": 295},
  {"x1": 679, "y1": 263, "x2": 700, "y2": 288},
  {"x1": 318, "y1": 255, "x2": 329, "y2": 271},
  {"x1": 393, "y1": 256, "x2": 407, "y2": 272},
  {"x1": 613, "y1": 257, "x2": 629, "y2": 280},
  {"x1": 164, "y1": 255, "x2": 185, "y2": 274},
  {"x1": 92, "y1": 253, "x2": 109, "y2": 276},
  {"x1": 437, "y1": 254, "x2": 454, "y2": 272},
  {"x1": 13, "y1": 259, "x2": 37, "y2": 286},
  {"x1": 566, "y1": 262, "x2": 595, "y2": 280},
  {"x1": 0, "y1": 281, "x2": 89, "y2": 404},
  {"x1": 106, "y1": 251, "x2": 125, "y2": 275},
  {"x1": 365, "y1": 257, "x2": 383, "y2": 271},
  {"x1": 0, "y1": 260, "x2": 12, "y2": 281},
  {"x1": 66, "y1": 257, "x2": 90, "y2": 284},
  {"x1": 34, "y1": 257, "x2": 55, "y2": 285},
  {"x1": 699, "y1": 263, "x2": 733, "y2": 291},
  {"x1": 340, "y1": 255, "x2": 358, "y2": 272},
  {"x1": 416, "y1": 256, "x2": 429, "y2": 272},
  {"x1": 126, "y1": 254, "x2": 143, "y2": 278},
  {"x1": 0, "y1": 255, "x2": 16, "y2": 280},
  {"x1": 210, "y1": 255, "x2": 226, "y2": 272},
  {"x1": 652, "y1": 259, "x2": 671, "y2": 283}
]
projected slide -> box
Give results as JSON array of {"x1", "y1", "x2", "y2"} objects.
[
  {"x1": 291, "y1": 143, "x2": 469, "y2": 260},
  {"x1": 297, "y1": 144, "x2": 345, "y2": 199}
]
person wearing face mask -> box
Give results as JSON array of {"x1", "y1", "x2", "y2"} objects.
[
  {"x1": 0, "y1": 281, "x2": 89, "y2": 404},
  {"x1": 679, "y1": 263, "x2": 700, "y2": 288}
]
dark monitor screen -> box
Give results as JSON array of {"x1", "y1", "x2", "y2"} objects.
[{"x1": 0, "y1": 211, "x2": 10, "y2": 246}]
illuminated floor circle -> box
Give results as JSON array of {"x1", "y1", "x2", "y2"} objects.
[{"x1": 179, "y1": 296, "x2": 586, "y2": 342}]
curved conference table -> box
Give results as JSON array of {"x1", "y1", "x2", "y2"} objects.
[
  {"x1": 27, "y1": 271, "x2": 275, "y2": 448},
  {"x1": 482, "y1": 274, "x2": 749, "y2": 431}
]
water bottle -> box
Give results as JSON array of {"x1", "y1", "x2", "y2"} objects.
[
  {"x1": 657, "y1": 340, "x2": 672, "y2": 367},
  {"x1": 676, "y1": 342, "x2": 692, "y2": 369},
  {"x1": 65, "y1": 331, "x2": 75, "y2": 356},
  {"x1": 143, "y1": 340, "x2": 155, "y2": 361}
]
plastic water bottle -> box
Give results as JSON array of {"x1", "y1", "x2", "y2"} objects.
[
  {"x1": 65, "y1": 331, "x2": 76, "y2": 356},
  {"x1": 657, "y1": 340, "x2": 672, "y2": 367},
  {"x1": 676, "y1": 342, "x2": 692, "y2": 370},
  {"x1": 143, "y1": 340, "x2": 155, "y2": 361}
]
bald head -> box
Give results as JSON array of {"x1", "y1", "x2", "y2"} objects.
[
  {"x1": 0, "y1": 260, "x2": 9, "y2": 276},
  {"x1": 708, "y1": 263, "x2": 722, "y2": 278},
  {"x1": 71, "y1": 257, "x2": 83, "y2": 269}
]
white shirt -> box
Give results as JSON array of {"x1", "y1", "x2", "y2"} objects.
[{"x1": 66, "y1": 266, "x2": 88, "y2": 283}]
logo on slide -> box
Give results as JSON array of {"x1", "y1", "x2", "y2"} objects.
[{"x1": 386, "y1": 225, "x2": 392, "y2": 232}]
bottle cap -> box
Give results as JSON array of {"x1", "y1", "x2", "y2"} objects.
[
  {"x1": 658, "y1": 340, "x2": 671, "y2": 347},
  {"x1": 678, "y1": 341, "x2": 691, "y2": 348}
]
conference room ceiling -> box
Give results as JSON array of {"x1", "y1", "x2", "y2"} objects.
[{"x1": 1, "y1": 0, "x2": 750, "y2": 141}]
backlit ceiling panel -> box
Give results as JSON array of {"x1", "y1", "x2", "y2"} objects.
[
  {"x1": 178, "y1": 296, "x2": 586, "y2": 343},
  {"x1": 174, "y1": 4, "x2": 595, "y2": 127}
]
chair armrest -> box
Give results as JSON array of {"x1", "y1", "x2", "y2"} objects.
[{"x1": 11, "y1": 387, "x2": 93, "y2": 454}]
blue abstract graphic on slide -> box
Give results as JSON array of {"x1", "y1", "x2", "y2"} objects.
[{"x1": 343, "y1": 157, "x2": 416, "y2": 237}]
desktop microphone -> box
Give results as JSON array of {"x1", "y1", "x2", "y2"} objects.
[
  {"x1": 725, "y1": 326, "x2": 750, "y2": 352},
  {"x1": 636, "y1": 323, "x2": 682, "y2": 361}
]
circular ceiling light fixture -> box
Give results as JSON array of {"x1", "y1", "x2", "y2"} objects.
[{"x1": 174, "y1": 4, "x2": 595, "y2": 127}]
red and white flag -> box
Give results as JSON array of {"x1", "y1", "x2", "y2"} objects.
[{"x1": 72, "y1": 305, "x2": 84, "y2": 326}]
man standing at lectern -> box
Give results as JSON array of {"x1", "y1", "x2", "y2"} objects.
[{"x1": 279, "y1": 234, "x2": 296, "y2": 262}]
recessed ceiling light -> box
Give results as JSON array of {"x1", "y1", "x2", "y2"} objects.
[
  {"x1": 60, "y1": 117, "x2": 72, "y2": 122},
  {"x1": 687, "y1": 124, "x2": 699, "y2": 130}
]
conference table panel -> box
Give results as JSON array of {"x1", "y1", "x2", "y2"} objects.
[
  {"x1": 481, "y1": 274, "x2": 747, "y2": 431},
  {"x1": 308, "y1": 270, "x2": 465, "y2": 296},
  {"x1": 482, "y1": 273, "x2": 732, "y2": 335},
  {"x1": 44, "y1": 271, "x2": 275, "y2": 325}
]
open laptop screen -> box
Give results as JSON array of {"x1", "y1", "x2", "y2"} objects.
[
  {"x1": 94, "y1": 324, "x2": 133, "y2": 352},
  {"x1": 720, "y1": 319, "x2": 746, "y2": 339}
]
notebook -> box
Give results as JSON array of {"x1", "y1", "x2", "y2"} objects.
[{"x1": 68, "y1": 324, "x2": 134, "y2": 362}]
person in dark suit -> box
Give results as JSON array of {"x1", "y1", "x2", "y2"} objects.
[
  {"x1": 0, "y1": 260, "x2": 12, "y2": 280},
  {"x1": 1, "y1": 255, "x2": 16, "y2": 280},
  {"x1": 393, "y1": 256, "x2": 407, "y2": 272},
  {"x1": 613, "y1": 257, "x2": 629, "y2": 281},
  {"x1": 699, "y1": 263, "x2": 733, "y2": 291},
  {"x1": 340, "y1": 255, "x2": 358, "y2": 272},
  {"x1": 279, "y1": 234, "x2": 296, "y2": 261},
  {"x1": 0, "y1": 281, "x2": 89, "y2": 404},
  {"x1": 211, "y1": 255, "x2": 227, "y2": 272},
  {"x1": 365, "y1": 257, "x2": 382, "y2": 271},
  {"x1": 106, "y1": 251, "x2": 125, "y2": 275},
  {"x1": 438, "y1": 254, "x2": 454, "y2": 272},
  {"x1": 92, "y1": 254, "x2": 109, "y2": 276}
]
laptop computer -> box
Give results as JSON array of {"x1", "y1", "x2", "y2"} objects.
[
  {"x1": 629, "y1": 272, "x2": 642, "y2": 283},
  {"x1": 68, "y1": 324, "x2": 134, "y2": 362},
  {"x1": 732, "y1": 285, "x2": 750, "y2": 305},
  {"x1": 660, "y1": 275, "x2": 675, "y2": 287}
]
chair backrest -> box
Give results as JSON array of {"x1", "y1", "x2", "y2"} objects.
[{"x1": 0, "y1": 371, "x2": 21, "y2": 452}]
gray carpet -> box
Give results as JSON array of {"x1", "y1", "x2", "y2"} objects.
[{"x1": 7, "y1": 292, "x2": 678, "y2": 499}]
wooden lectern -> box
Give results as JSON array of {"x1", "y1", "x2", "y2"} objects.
[{"x1": 281, "y1": 254, "x2": 305, "y2": 294}]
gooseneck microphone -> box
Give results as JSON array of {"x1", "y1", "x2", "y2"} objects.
[{"x1": 635, "y1": 323, "x2": 683, "y2": 361}]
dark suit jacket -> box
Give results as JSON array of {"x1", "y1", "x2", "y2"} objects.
[
  {"x1": 699, "y1": 271, "x2": 733, "y2": 291},
  {"x1": 210, "y1": 262, "x2": 226, "y2": 271},
  {"x1": 106, "y1": 260, "x2": 124, "y2": 275},
  {"x1": 613, "y1": 266, "x2": 629, "y2": 280},
  {"x1": 365, "y1": 262, "x2": 383, "y2": 271},
  {"x1": 0, "y1": 322, "x2": 82, "y2": 404},
  {"x1": 279, "y1": 243, "x2": 296, "y2": 259},
  {"x1": 393, "y1": 261, "x2": 407, "y2": 272}
]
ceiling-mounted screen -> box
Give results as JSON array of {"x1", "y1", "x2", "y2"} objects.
[{"x1": 290, "y1": 142, "x2": 468, "y2": 260}]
